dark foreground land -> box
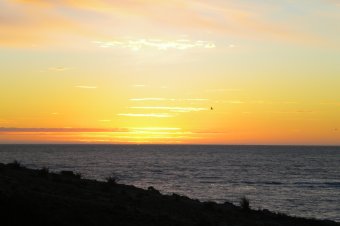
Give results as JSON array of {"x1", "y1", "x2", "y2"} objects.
[{"x1": 0, "y1": 162, "x2": 339, "y2": 226}]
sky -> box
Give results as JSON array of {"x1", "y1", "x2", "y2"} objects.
[{"x1": 0, "y1": 0, "x2": 339, "y2": 145}]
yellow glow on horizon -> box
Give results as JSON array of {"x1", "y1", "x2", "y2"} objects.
[{"x1": 0, "y1": 0, "x2": 339, "y2": 145}]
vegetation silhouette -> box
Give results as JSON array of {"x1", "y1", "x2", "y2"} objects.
[
  {"x1": 0, "y1": 161, "x2": 339, "y2": 226},
  {"x1": 240, "y1": 196, "x2": 250, "y2": 211}
]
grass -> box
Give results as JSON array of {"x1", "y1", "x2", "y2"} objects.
[{"x1": 105, "y1": 171, "x2": 121, "y2": 185}]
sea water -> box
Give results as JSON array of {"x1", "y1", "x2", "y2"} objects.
[{"x1": 0, "y1": 145, "x2": 339, "y2": 221}]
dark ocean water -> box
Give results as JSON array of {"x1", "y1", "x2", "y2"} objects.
[{"x1": 0, "y1": 145, "x2": 339, "y2": 221}]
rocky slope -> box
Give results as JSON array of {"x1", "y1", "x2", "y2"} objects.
[{"x1": 0, "y1": 162, "x2": 339, "y2": 226}]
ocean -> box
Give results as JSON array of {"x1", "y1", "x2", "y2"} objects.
[{"x1": 0, "y1": 144, "x2": 339, "y2": 221}]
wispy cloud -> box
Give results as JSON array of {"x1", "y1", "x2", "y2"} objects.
[
  {"x1": 193, "y1": 129, "x2": 229, "y2": 134},
  {"x1": 222, "y1": 100, "x2": 245, "y2": 104},
  {"x1": 0, "y1": 1, "x2": 89, "y2": 47},
  {"x1": 184, "y1": 98, "x2": 209, "y2": 101},
  {"x1": 226, "y1": 100, "x2": 298, "y2": 105},
  {"x1": 129, "y1": 106, "x2": 208, "y2": 112},
  {"x1": 249, "y1": 100, "x2": 298, "y2": 105},
  {"x1": 324, "y1": 0, "x2": 340, "y2": 7},
  {"x1": 269, "y1": 110, "x2": 315, "y2": 114},
  {"x1": 0, "y1": 127, "x2": 128, "y2": 133},
  {"x1": 130, "y1": 127, "x2": 181, "y2": 131},
  {"x1": 319, "y1": 102, "x2": 340, "y2": 106},
  {"x1": 281, "y1": 101, "x2": 298, "y2": 104},
  {"x1": 205, "y1": 89, "x2": 242, "y2": 93},
  {"x1": 128, "y1": 127, "x2": 191, "y2": 135},
  {"x1": 75, "y1": 85, "x2": 97, "y2": 89},
  {"x1": 2, "y1": 0, "x2": 330, "y2": 48},
  {"x1": 130, "y1": 98, "x2": 170, "y2": 101},
  {"x1": 213, "y1": 99, "x2": 299, "y2": 105},
  {"x1": 0, "y1": 119, "x2": 10, "y2": 124},
  {"x1": 118, "y1": 113, "x2": 174, "y2": 118},
  {"x1": 129, "y1": 98, "x2": 208, "y2": 102},
  {"x1": 94, "y1": 39, "x2": 216, "y2": 51},
  {"x1": 48, "y1": 67, "x2": 72, "y2": 71}
]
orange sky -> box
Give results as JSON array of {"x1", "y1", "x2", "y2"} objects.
[{"x1": 0, "y1": 0, "x2": 340, "y2": 144}]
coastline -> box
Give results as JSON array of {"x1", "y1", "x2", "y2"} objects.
[{"x1": 0, "y1": 162, "x2": 339, "y2": 226}]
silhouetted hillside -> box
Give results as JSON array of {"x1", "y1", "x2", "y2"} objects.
[{"x1": 0, "y1": 162, "x2": 339, "y2": 226}]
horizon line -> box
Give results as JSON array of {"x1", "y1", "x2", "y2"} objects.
[{"x1": 0, "y1": 143, "x2": 339, "y2": 147}]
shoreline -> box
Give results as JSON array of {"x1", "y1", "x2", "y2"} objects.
[{"x1": 0, "y1": 162, "x2": 339, "y2": 226}]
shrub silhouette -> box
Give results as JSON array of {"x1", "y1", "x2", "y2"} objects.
[
  {"x1": 75, "y1": 172, "x2": 82, "y2": 179},
  {"x1": 240, "y1": 196, "x2": 250, "y2": 211},
  {"x1": 106, "y1": 173, "x2": 120, "y2": 184},
  {"x1": 7, "y1": 160, "x2": 23, "y2": 169},
  {"x1": 147, "y1": 186, "x2": 161, "y2": 194}
]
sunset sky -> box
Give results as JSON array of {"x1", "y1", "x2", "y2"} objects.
[{"x1": 0, "y1": 0, "x2": 339, "y2": 144}]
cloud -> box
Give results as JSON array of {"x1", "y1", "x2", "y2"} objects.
[
  {"x1": 249, "y1": 100, "x2": 298, "y2": 105},
  {"x1": 128, "y1": 127, "x2": 191, "y2": 135},
  {"x1": 130, "y1": 127, "x2": 181, "y2": 131},
  {"x1": 319, "y1": 102, "x2": 340, "y2": 106},
  {"x1": 0, "y1": 119, "x2": 10, "y2": 124},
  {"x1": 0, "y1": 127, "x2": 128, "y2": 133},
  {"x1": 129, "y1": 106, "x2": 208, "y2": 112},
  {"x1": 269, "y1": 110, "x2": 315, "y2": 114},
  {"x1": 0, "y1": 1, "x2": 90, "y2": 47},
  {"x1": 184, "y1": 98, "x2": 208, "y2": 101},
  {"x1": 93, "y1": 39, "x2": 216, "y2": 51},
  {"x1": 117, "y1": 113, "x2": 174, "y2": 118},
  {"x1": 1, "y1": 0, "x2": 327, "y2": 47},
  {"x1": 75, "y1": 85, "x2": 97, "y2": 89},
  {"x1": 222, "y1": 100, "x2": 245, "y2": 104},
  {"x1": 48, "y1": 67, "x2": 72, "y2": 71},
  {"x1": 193, "y1": 129, "x2": 229, "y2": 134},
  {"x1": 280, "y1": 101, "x2": 298, "y2": 105},
  {"x1": 251, "y1": 100, "x2": 266, "y2": 104},
  {"x1": 324, "y1": 0, "x2": 340, "y2": 7},
  {"x1": 129, "y1": 98, "x2": 208, "y2": 102},
  {"x1": 130, "y1": 98, "x2": 170, "y2": 101},
  {"x1": 205, "y1": 89, "x2": 242, "y2": 93}
]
